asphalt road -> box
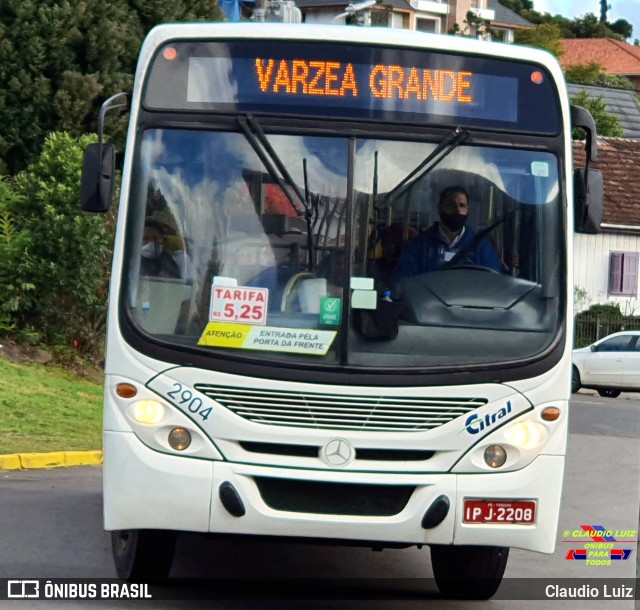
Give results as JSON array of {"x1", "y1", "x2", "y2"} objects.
[{"x1": 0, "y1": 392, "x2": 637, "y2": 609}]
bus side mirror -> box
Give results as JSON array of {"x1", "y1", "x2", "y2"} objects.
[
  {"x1": 574, "y1": 168, "x2": 603, "y2": 234},
  {"x1": 80, "y1": 143, "x2": 116, "y2": 213},
  {"x1": 80, "y1": 92, "x2": 128, "y2": 213}
]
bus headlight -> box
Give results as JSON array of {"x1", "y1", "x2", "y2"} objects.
[
  {"x1": 504, "y1": 420, "x2": 546, "y2": 449},
  {"x1": 130, "y1": 400, "x2": 165, "y2": 424}
]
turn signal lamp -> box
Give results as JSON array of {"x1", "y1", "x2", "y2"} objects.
[
  {"x1": 168, "y1": 428, "x2": 191, "y2": 451},
  {"x1": 541, "y1": 407, "x2": 561, "y2": 422},
  {"x1": 130, "y1": 400, "x2": 164, "y2": 425},
  {"x1": 116, "y1": 383, "x2": 137, "y2": 399},
  {"x1": 504, "y1": 420, "x2": 545, "y2": 450},
  {"x1": 484, "y1": 445, "x2": 507, "y2": 468}
]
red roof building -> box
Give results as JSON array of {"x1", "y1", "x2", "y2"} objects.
[
  {"x1": 560, "y1": 39, "x2": 640, "y2": 92},
  {"x1": 573, "y1": 137, "x2": 640, "y2": 229}
]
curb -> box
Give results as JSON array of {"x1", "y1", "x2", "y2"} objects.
[{"x1": 0, "y1": 450, "x2": 103, "y2": 471}]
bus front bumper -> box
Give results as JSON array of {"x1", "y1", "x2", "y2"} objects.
[{"x1": 104, "y1": 431, "x2": 563, "y2": 553}]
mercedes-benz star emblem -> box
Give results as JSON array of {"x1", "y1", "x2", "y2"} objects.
[{"x1": 321, "y1": 438, "x2": 354, "y2": 467}]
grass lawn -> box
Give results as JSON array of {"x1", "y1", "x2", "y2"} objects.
[{"x1": 0, "y1": 358, "x2": 103, "y2": 454}]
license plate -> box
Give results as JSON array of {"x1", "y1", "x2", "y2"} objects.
[{"x1": 463, "y1": 500, "x2": 536, "y2": 524}]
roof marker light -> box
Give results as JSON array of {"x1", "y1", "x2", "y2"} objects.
[
  {"x1": 163, "y1": 47, "x2": 178, "y2": 61},
  {"x1": 531, "y1": 71, "x2": 544, "y2": 85}
]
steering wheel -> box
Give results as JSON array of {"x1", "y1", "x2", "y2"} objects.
[
  {"x1": 441, "y1": 263, "x2": 500, "y2": 274},
  {"x1": 280, "y1": 272, "x2": 315, "y2": 311}
]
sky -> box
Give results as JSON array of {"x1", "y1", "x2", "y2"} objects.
[{"x1": 533, "y1": 0, "x2": 640, "y2": 42}]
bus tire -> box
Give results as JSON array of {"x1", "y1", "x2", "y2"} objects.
[
  {"x1": 430, "y1": 544, "x2": 509, "y2": 600},
  {"x1": 111, "y1": 529, "x2": 177, "y2": 581}
]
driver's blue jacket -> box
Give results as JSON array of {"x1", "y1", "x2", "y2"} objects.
[{"x1": 394, "y1": 222, "x2": 502, "y2": 281}]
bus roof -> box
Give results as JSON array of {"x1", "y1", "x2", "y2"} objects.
[{"x1": 139, "y1": 22, "x2": 564, "y2": 81}]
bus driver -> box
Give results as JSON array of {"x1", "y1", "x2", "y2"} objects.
[{"x1": 394, "y1": 185, "x2": 501, "y2": 279}]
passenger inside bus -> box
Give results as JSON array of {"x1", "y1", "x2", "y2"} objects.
[
  {"x1": 140, "y1": 219, "x2": 183, "y2": 279},
  {"x1": 394, "y1": 185, "x2": 501, "y2": 281},
  {"x1": 315, "y1": 250, "x2": 346, "y2": 296},
  {"x1": 368, "y1": 223, "x2": 417, "y2": 294}
]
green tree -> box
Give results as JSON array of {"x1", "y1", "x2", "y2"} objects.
[
  {"x1": 0, "y1": 0, "x2": 223, "y2": 176},
  {"x1": 0, "y1": 178, "x2": 32, "y2": 333},
  {"x1": 573, "y1": 13, "x2": 621, "y2": 38},
  {"x1": 0, "y1": 132, "x2": 114, "y2": 356},
  {"x1": 564, "y1": 62, "x2": 604, "y2": 84},
  {"x1": 600, "y1": 0, "x2": 609, "y2": 23},
  {"x1": 609, "y1": 18, "x2": 633, "y2": 39},
  {"x1": 565, "y1": 62, "x2": 636, "y2": 90},
  {"x1": 497, "y1": 0, "x2": 533, "y2": 13},
  {"x1": 515, "y1": 23, "x2": 564, "y2": 57},
  {"x1": 465, "y1": 11, "x2": 493, "y2": 38},
  {"x1": 500, "y1": 0, "x2": 628, "y2": 39},
  {"x1": 570, "y1": 90, "x2": 624, "y2": 138}
]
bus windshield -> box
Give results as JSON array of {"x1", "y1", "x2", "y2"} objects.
[{"x1": 125, "y1": 127, "x2": 562, "y2": 370}]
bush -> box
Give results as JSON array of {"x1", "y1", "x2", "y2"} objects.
[
  {"x1": 0, "y1": 132, "x2": 114, "y2": 360},
  {"x1": 574, "y1": 303, "x2": 640, "y2": 347},
  {"x1": 570, "y1": 91, "x2": 624, "y2": 139}
]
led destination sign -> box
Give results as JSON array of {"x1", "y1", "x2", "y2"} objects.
[
  {"x1": 144, "y1": 41, "x2": 560, "y2": 132},
  {"x1": 253, "y1": 59, "x2": 473, "y2": 104},
  {"x1": 187, "y1": 57, "x2": 516, "y2": 123}
]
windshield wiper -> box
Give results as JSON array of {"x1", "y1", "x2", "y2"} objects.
[
  {"x1": 386, "y1": 127, "x2": 470, "y2": 203},
  {"x1": 238, "y1": 115, "x2": 315, "y2": 270}
]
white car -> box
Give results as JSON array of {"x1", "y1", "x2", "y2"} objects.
[{"x1": 572, "y1": 330, "x2": 640, "y2": 398}]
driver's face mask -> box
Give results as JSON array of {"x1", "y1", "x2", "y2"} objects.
[
  {"x1": 440, "y1": 212, "x2": 467, "y2": 233},
  {"x1": 439, "y1": 193, "x2": 469, "y2": 233}
]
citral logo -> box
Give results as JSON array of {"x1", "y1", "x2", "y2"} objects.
[{"x1": 465, "y1": 401, "x2": 512, "y2": 435}]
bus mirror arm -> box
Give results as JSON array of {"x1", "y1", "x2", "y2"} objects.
[
  {"x1": 80, "y1": 93, "x2": 128, "y2": 213},
  {"x1": 571, "y1": 105, "x2": 598, "y2": 163}
]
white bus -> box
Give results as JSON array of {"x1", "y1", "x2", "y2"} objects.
[{"x1": 81, "y1": 22, "x2": 602, "y2": 599}]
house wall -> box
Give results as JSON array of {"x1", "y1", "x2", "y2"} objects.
[
  {"x1": 445, "y1": 0, "x2": 484, "y2": 33},
  {"x1": 303, "y1": 7, "x2": 410, "y2": 27},
  {"x1": 574, "y1": 232, "x2": 640, "y2": 314},
  {"x1": 303, "y1": 9, "x2": 342, "y2": 24}
]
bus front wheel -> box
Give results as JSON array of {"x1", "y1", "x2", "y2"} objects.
[
  {"x1": 111, "y1": 529, "x2": 177, "y2": 581},
  {"x1": 430, "y1": 544, "x2": 509, "y2": 600}
]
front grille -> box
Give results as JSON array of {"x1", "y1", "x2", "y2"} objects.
[
  {"x1": 239, "y1": 441, "x2": 434, "y2": 462},
  {"x1": 194, "y1": 384, "x2": 486, "y2": 432},
  {"x1": 240, "y1": 441, "x2": 319, "y2": 458},
  {"x1": 356, "y1": 448, "x2": 434, "y2": 461},
  {"x1": 254, "y1": 477, "x2": 415, "y2": 516}
]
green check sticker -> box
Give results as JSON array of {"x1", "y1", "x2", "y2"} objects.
[{"x1": 319, "y1": 297, "x2": 341, "y2": 326}]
